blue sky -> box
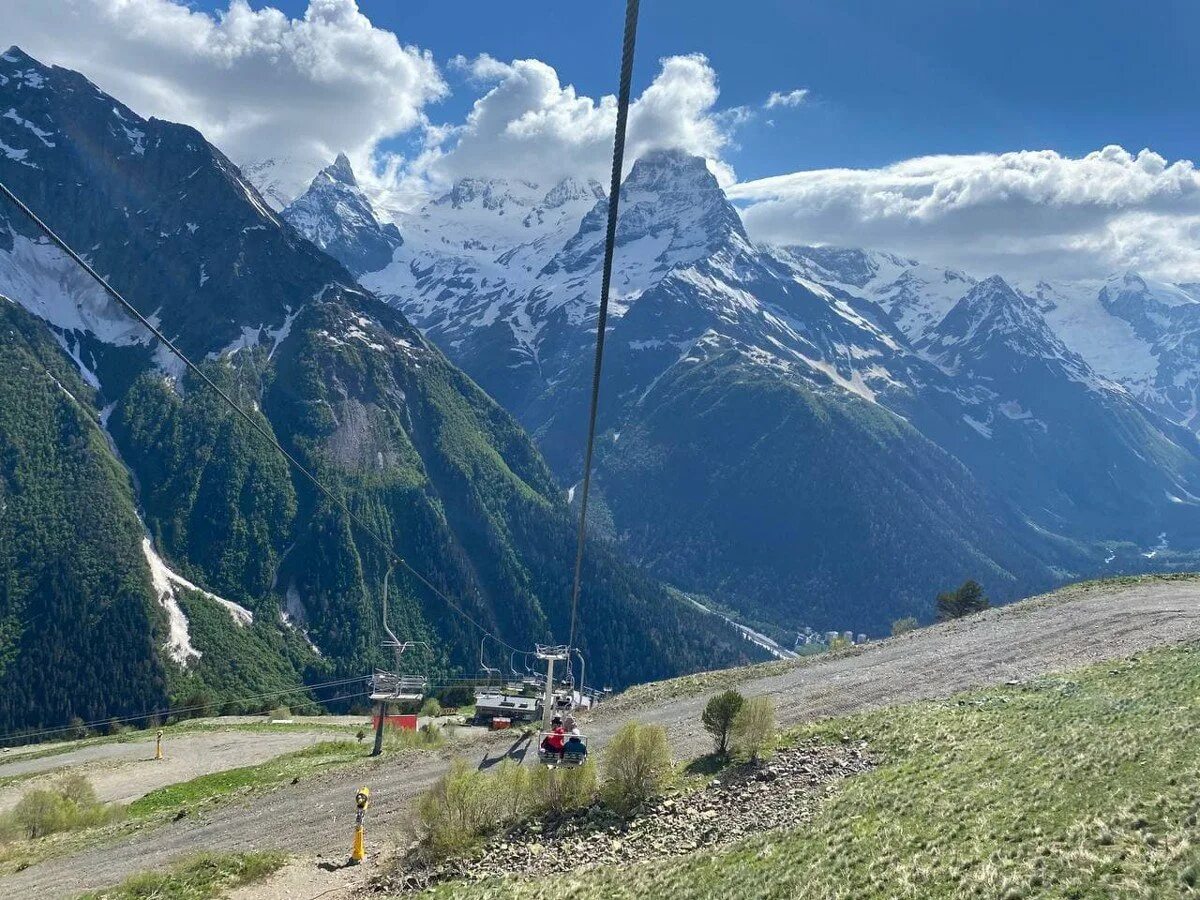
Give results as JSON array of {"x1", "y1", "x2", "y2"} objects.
[{"x1": 196, "y1": 0, "x2": 1200, "y2": 182}]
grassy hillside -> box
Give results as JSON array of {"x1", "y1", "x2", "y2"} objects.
[{"x1": 429, "y1": 641, "x2": 1200, "y2": 898}]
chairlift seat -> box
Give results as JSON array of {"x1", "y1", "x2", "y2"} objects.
[
  {"x1": 537, "y1": 731, "x2": 588, "y2": 767},
  {"x1": 370, "y1": 671, "x2": 428, "y2": 702}
]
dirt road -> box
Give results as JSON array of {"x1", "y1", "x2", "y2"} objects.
[
  {"x1": 0, "y1": 729, "x2": 354, "y2": 812},
  {"x1": 5, "y1": 577, "x2": 1199, "y2": 898}
]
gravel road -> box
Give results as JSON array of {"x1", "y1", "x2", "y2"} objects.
[
  {"x1": 5, "y1": 577, "x2": 1199, "y2": 899},
  {"x1": 0, "y1": 730, "x2": 354, "y2": 812}
]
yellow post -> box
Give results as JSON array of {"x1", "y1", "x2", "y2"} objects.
[
  {"x1": 154, "y1": 729, "x2": 163, "y2": 761},
  {"x1": 349, "y1": 787, "x2": 370, "y2": 865}
]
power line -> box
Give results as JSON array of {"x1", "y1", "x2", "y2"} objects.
[
  {"x1": 0, "y1": 179, "x2": 524, "y2": 656},
  {"x1": 0, "y1": 675, "x2": 370, "y2": 745},
  {"x1": 567, "y1": 0, "x2": 640, "y2": 649}
]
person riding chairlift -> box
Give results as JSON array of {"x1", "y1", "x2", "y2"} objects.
[
  {"x1": 541, "y1": 716, "x2": 566, "y2": 758},
  {"x1": 562, "y1": 732, "x2": 586, "y2": 758}
]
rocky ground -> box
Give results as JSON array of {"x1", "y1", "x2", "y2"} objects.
[{"x1": 377, "y1": 740, "x2": 874, "y2": 893}]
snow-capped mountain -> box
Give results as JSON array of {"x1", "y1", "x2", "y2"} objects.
[
  {"x1": 0, "y1": 47, "x2": 756, "y2": 734},
  {"x1": 332, "y1": 146, "x2": 1200, "y2": 630},
  {"x1": 778, "y1": 248, "x2": 1200, "y2": 438},
  {"x1": 282, "y1": 153, "x2": 402, "y2": 276},
  {"x1": 239, "y1": 155, "x2": 306, "y2": 212},
  {"x1": 770, "y1": 245, "x2": 977, "y2": 340}
]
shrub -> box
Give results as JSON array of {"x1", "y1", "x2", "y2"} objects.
[
  {"x1": 732, "y1": 696, "x2": 776, "y2": 763},
  {"x1": 702, "y1": 690, "x2": 745, "y2": 756},
  {"x1": 532, "y1": 759, "x2": 598, "y2": 817},
  {"x1": 12, "y1": 790, "x2": 69, "y2": 838},
  {"x1": 419, "y1": 698, "x2": 443, "y2": 718},
  {"x1": 385, "y1": 723, "x2": 445, "y2": 752},
  {"x1": 491, "y1": 760, "x2": 535, "y2": 823},
  {"x1": 602, "y1": 722, "x2": 673, "y2": 815},
  {"x1": 416, "y1": 758, "x2": 497, "y2": 860},
  {"x1": 55, "y1": 773, "x2": 97, "y2": 808},
  {"x1": 8, "y1": 775, "x2": 118, "y2": 840},
  {"x1": 936, "y1": 580, "x2": 990, "y2": 622},
  {"x1": 891, "y1": 617, "x2": 919, "y2": 636}
]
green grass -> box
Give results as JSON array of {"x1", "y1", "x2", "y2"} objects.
[
  {"x1": 127, "y1": 741, "x2": 357, "y2": 819},
  {"x1": 78, "y1": 851, "x2": 286, "y2": 899},
  {"x1": 422, "y1": 642, "x2": 1200, "y2": 899}
]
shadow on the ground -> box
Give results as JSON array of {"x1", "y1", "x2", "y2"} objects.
[
  {"x1": 476, "y1": 733, "x2": 532, "y2": 771},
  {"x1": 683, "y1": 752, "x2": 734, "y2": 777}
]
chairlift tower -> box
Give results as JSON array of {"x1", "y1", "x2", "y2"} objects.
[{"x1": 535, "y1": 643, "x2": 570, "y2": 732}]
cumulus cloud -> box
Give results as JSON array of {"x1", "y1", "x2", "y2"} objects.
[
  {"x1": 421, "y1": 52, "x2": 741, "y2": 191},
  {"x1": 2, "y1": 0, "x2": 446, "y2": 203},
  {"x1": 764, "y1": 88, "x2": 808, "y2": 109},
  {"x1": 730, "y1": 146, "x2": 1200, "y2": 281}
]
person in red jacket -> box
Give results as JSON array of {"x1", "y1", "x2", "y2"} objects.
[{"x1": 541, "y1": 716, "x2": 566, "y2": 758}]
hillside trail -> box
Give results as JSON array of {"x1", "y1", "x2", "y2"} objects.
[
  {"x1": 4, "y1": 578, "x2": 1199, "y2": 899},
  {"x1": 0, "y1": 729, "x2": 355, "y2": 812}
]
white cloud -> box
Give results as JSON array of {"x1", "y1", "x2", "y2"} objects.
[
  {"x1": 421, "y1": 52, "x2": 741, "y2": 192},
  {"x1": 730, "y1": 146, "x2": 1200, "y2": 281},
  {"x1": 764, "y1": 89, "x2": 808, "y2": 109},
  {"x1": 2, "y1": 0, "x2": 446, "y2": 204}
]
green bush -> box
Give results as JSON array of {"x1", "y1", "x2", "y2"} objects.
[
  {"x1": 732, "y1": 696, "x2": 776, "y2": 763},
  {"x1": 891, "y1": 617, "x2": 919, "y2": 636},
  {"x1": 936, "y1": 579, "x2": 990, "y2": 621},
  {"x1": 78, "y1": 851, "x2": 286, "y2": 899},
  {"x1": 602, "y1": 722, "x2": 673, "y2": 815},
  {"x1": 702, "y1": 690, "x2": 745, "y2": 756},
  {"x1": 531, "y1": 759, "x2": 598, "y2": 817},
  {"x1": 416, "y1": 758, "x2": 497, "y2": 860},
  {"x1": 6, "y1": 774, "x2": 119, "y2": 840},
  {"x1": 55, "y1": 773, "x2": 98, "y2": 808},
  {"x1": 419, "y1": 698, "x2": 444, "y2": 718}
]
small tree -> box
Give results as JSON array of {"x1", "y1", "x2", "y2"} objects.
[
  {"x1": 701, "y1": 690, "x2": 745, "y2": 756},
  {"x1": 732, "y1": 696, "x2": 776, "y2": 763},
  {"x1": 602, "y1": 722, "x2": 673, "y2": 815},
  {"x1": 891, "y1": 616, "x2": 919, "y2": 636},
  {"x1": 936, "y1": 580, "x2": 990, "y2": 622}
]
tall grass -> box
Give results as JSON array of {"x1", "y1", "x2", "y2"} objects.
[{"x1": 78, "y1": 851, "x2": 286, "y2": 899}]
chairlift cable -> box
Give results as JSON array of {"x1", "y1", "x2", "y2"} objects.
[
  {"x1": 567, "y1": 0, "x2": 641, "y2": 651},
  {"x1": 0, "y1": 675, "x2": 370, "y2": 745},
  {"x1": 0, "y1": 179, "x2": 524, "y2": 656}
]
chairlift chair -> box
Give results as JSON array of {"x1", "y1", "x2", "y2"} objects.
[{"x1": 371, "y1": 565, "x2": 431, "y2": 701}]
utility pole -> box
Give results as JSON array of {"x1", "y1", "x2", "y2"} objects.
[{"x1": 371, "y1": 701, "x2": 388, "y2": 757}]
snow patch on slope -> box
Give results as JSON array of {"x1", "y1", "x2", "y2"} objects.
[{"x1": 141, "y1": 534, "x2": 254, "y2": 668}]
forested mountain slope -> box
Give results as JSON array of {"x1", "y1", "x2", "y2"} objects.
[{"x1": 0, "y1": 47, "x2": 760, "y2": 734}]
